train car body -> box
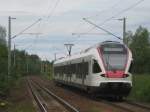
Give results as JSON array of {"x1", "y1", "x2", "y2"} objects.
[{"x1": 53, "y1": 41, "x2": 133, "y2": 98}]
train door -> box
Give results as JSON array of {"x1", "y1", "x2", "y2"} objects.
[
  {"x1": 69, "y1": 63, "x2": 72, "y2": 83},
  {"x1": 67, "y1": 63, "x2": 70, "y2": 83},
  {"x1": 89, "y1": 57, "x2": 92, "y2": 76},
  {"x1": 92, "y1": 59, "x2": 102, "y2": 75},
  {"x1": 81, "y1": 60, "x2": 85, "y2": 85},
  {"x1": 67, "y1": 63, "x2": 72, "y2": 84},
  {"x1": 81, "y1": 59, "x2": 89, "y2": 86}
]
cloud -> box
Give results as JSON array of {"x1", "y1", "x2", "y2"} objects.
[{"x1": 0, "y1": 0, "x2": 149, "y2": 61}]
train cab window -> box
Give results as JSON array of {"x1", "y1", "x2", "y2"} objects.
[{"x1": 93, "y1": 60, "x2": 101, "y2": 73}]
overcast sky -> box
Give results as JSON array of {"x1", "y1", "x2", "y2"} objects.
[{"x1": 0, "y1": 0, "x2": 149, "y2": 61}]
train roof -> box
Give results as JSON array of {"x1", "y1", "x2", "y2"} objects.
[
  {"x1": 54, "y1": 50, "x2": 92, "y2": 65},
  {"x1": 54, "y1": 41, "x2": 124, "y2": 64},
  {"x1": 83, "y1": 41, "x2": 123, "y2": 52}
]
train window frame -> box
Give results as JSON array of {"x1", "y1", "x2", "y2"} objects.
[
  {"x1": 101, "y1": 44, "x2": 127, "y2": 54},
  {"x1": 92, "y1": 59, "x2": 102, "y2": 73}
]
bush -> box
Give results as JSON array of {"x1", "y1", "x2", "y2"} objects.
[{"x1": 128, "y1": 74, "x2": 150, "y2": 102}]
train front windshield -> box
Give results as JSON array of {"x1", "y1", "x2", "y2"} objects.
[{"x1": 101, "y1": 44, "x2": 128, "y2": 71}]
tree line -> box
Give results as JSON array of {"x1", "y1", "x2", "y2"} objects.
[
  {"x1": 125, "y1": 26, "x2": 150, "y2": 73},
  {"x1": 0, "y1": 25, "x2": 52, "y2": 98}
]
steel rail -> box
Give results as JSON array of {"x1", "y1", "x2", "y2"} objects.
[
  {"x1": 34, "y1": 77, "x2": 149, "y2": 112},
  {"x1": 31, "y1": 79, "x2": 80, "y2": 112},
  {"x1": 100, "y1": 100, "x2": 135, "y2": 112},
  {"x1": 27, "y1": 79, "x2": 48, "y2": 112},
  {"x1": 100, "y1": 99, "x2": 150, "y2": 112},
  {"x1": 126, "y1": 100, "x2": 150, "y2": 110}
]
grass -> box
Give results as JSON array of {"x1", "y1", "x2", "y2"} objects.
[
  {"x1": 6, "y1": 78, "x2": 36, "y2": 112},
  {"x1": 89, "y1": 107, "x2": 103, "y2": 112},
  {"x1": 42, "y1": 73, "x2": 53, "y2": 80},
  {"x1": 8, "y1": 101, "x2": 36, "y2": 112},
  {"x1": 128, "y1": 74, "x2": 150, "y2": 102}
]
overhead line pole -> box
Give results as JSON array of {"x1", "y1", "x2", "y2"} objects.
[
  {"x1": 13, "y1": 44, "x2": 16, "y2": 66},
  {"x1": 8, "y1": 16, "x2": 11, "y2": 79},
  {"x1": 123, "y1": 17, "x2": 126, "y2": 43},
  {"x1": 64, "y1": 44, "x2": 74, "y2": 56},
  {"x1": 118, "y1": 17, "x2": 126, "y2": 43},
  {"x1": 8, "y1": 16, "x2": 16, "y2": 79}
]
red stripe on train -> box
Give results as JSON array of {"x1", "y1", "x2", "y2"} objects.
[{"x1": 106, "y1": 71, "x2": 124, "y2": 78}]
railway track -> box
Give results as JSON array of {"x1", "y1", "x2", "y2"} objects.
[
  {"x1": 27, "y1": 79, "x2": 48, "y2": 112},
  {"x1": 126, "y1": 100, "x2": 150, "y2": 110},
  {"x1": 27, "y1": 78, "x2": 80, "y2": 112},
  {"x1": 99, "y1": 99, "x2": 150, "y2": 112},
  {"x1": 31, "y1": 76, "x2": 150, "y2": 112}
]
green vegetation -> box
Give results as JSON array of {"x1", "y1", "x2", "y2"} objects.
[
  {"x1": 89, "y1": 107, "x2": 103, "y2": 112},
  {"x1": 123, "y1": 26, "x2": 150, "y2": 103},
  {"x1": 0, "y1": 26, "x2": 7, "y2": 92},
  {"x1": 0, "y1": 78, "x2": 36, "y2": 112},
  {"x1": 125, "y1": 26, "x2": 150, "y2": 73},
  {"x1": 6, "y1": 78, "x2": 36, "y2": 112},
  {"x1": 0, "y1": 24, "x2": 52, "y2": 99},
  {"x1": 128, "y1": 74, "x2": 150, "y2": 102},
  {"x1": 0, "y1": 25, "x2": 9, "y2": 97},
  {"x1": 8, "y1": 102, "x2": 36, "y2": 112},
  {"x1": 0, "y1": 25, "x2": 6, "y2": 45}
]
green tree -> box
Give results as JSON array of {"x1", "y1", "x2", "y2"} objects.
[
  {"x1": 0, "y1": 44, "x2": 8, "y2": 97},
  {"x1": 0, "y1": 25, "x2": 7, "y2": 97},
  {"x1": 124, "y1": 31, "x2": 133, "y2": 46},
  {"x1": 0, "y1": 26, "x2": 6, "y2": 45},
  {"x1": 130, "y1": 26, "x2": 150, "y2": 73}
]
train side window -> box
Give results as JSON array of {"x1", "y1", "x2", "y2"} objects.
[
  {"x1": 62, "y1": 66, "x2": 64, "y2": 74},
  {"x1": 78, "y1": 63, "x2": 81, "y2": 78},
  {"x1": 72, "y1": 64, "x2": 75, "y2": 74},
  {"x1": 54, "y1": 66, "x2": 57, "y2": 75},
  {"x1": 93, "y1": 60, "x2": 101, "y2": 73},
  {"x1": 83, "y1": 62, "x2": 88, "y2": 75},
  {"x1": 77, "y1": 63, "x2": 81, "y2": 76}
]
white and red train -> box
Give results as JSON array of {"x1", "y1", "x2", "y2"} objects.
[{"x1": 53, "y1": 41, "x2": 133, "y2": 98}]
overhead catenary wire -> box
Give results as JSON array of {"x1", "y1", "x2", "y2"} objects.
[
  {"x1": 11, "y1": 0, "x2": 61, "y2": 62},
  {"x1": 24, "y1": 0, "x2": 61, "y2": 59},
  {"x1": 72, "y1": 0, "x2": 122, "y2": 34},
  {"x1": 47, "y1": 0, "x2": 61, "y2": 19},
  {"x1": 39, "y1": 0, "x2": 61, "y2": 56},
  {"x1": 72, "y1": 33, "x2": 109, "y2": 36},
  {"x1": 98, "y1": 0, "x2": 145, "y2": 26},
  {"x1": 14, "y1": 35, "x2": 39, "y2": 53},
  {"x1": 11, "y1": 18, "x2": 42, "y2": 65},
  {"x1": 37, "y1": 0, "x2": 61, "y2": 37},
  {"x1": 11, "y1": 18, "x2": 42, "y2": 39},
  {"x1": 78, "y1": 0, "x2": 145, "y2": 36},
  {"x1": 86, "y1": 0, "x2": 122, "y2": 19},
  {"x1": 83, "y1": 18, "x2": 122, "y2": 40}
]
